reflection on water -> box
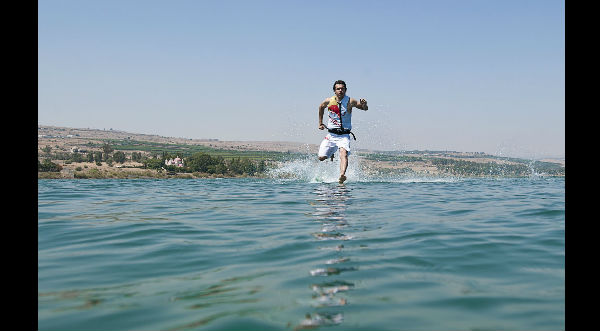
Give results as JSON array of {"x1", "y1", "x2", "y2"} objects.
[
  {"x1": 39, "y1": 179, "x2": 565, "y2": 330},
  {"x1": 296, "y1": 184, "x2": 356, "y2": 330}
]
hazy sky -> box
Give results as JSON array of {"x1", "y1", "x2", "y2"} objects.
[{"x1": 38, "y1": 0, "x2": 565, "y2": 159}]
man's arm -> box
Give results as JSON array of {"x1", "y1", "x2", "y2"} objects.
[
  {"x1": 350, "y1": 98, "x2": 368, "y2": 111},
  {"x1": 318, "y1": 99, "x2": 329, "y2": 130}
]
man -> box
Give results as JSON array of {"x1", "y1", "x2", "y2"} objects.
[{"x1": 317, "y1": 80, "x2": 368, "y2": 183}]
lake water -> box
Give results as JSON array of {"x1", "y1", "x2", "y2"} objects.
[{"x1": 38, "y1": 167, "x2": 564, "y2": 330}]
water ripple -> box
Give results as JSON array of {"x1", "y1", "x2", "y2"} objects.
[{"x1": 38, "y1": 178, "x2": 564, "y2": 330}]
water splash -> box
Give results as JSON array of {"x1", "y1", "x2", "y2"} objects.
[
  {"x1": 266, "y1": 154, "x2": 460, "y2": 183},
  {"x1": 266, "y1": 154, "x2": 365, "y2": 183}
]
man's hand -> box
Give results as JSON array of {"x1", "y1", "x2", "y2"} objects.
[
  {"x1": 319, "y1": 123, "x2": 325, "y2": 130},
  {"x1": 359, "y1": 98, "x2": 368, "y2": 110}
]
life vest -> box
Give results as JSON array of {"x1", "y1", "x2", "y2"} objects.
[{"x1": 326, "y1": 95, "x2": 356, "y2": 140}]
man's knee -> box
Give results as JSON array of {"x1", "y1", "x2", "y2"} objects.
[{"x1": 339, "y1": 148, "x2": 348, "y2": 157}]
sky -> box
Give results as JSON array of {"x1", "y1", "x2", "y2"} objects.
[{"x1": 38, "y1": 0, "x2": 565, "y2": 159}]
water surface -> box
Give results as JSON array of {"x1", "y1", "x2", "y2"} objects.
[{"x1": 38, "y1": 177, "x2": 564, "y2": 330}]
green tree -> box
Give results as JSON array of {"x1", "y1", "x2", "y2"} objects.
[
  {"x1": 214, "y1": 162, "x2": 228, "y2": 174},
  {"x1": 143, "y1": 158, "x2": 163, "y2": 170},
  {"x1": 211, "y1": 156, "x2": 227, "y2": 174},
  {"x1": 228, "y1": 157, "x2": 243, "y2": 175},
  {"x1": 186, "y1": 152, "x2": 221, "y2": 173},
  {"x1": 131, "y1": 152, "x2": 142, "y2": 162},
  {"x1": 70, "y1": 153, "x2": 84, "y2": 163},
  {"x1": 94, "y1": 151, "x2": 103, "y2": 163},
  {"x1": 257, "y1": 160, "x2": 267, "y2": 173},
  {"x1": 113, "y1": 151, "x2": 126, "y2": 163},
  {"x1": 39, "y1": 159, "x2": 62, "y2": 172},
  {"x1": 102, "y1": 143, "x2": 114, "y2": 155},
  {"x1": 240, "y1": 158, "x2": 256, "y2": 175}
]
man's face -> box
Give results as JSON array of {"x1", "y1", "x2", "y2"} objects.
[{"x1": 334, "y1": 84, "x2": 346, "y2": 99}]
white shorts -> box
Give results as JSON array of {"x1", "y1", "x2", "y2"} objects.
[{"x1": 318, "y1": 133, "x2": 351, "y2": 158}]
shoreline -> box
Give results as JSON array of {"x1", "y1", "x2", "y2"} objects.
[
  {"x1": 38, "y1": 162, "x2": 267, "y2": 180},
  {"x1": 38, "y1": 125, "x2": 565, "y2": 179}
]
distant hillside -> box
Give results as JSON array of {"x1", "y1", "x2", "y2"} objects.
[
  {"x1": 38, "y1": 125, "x2": 564, "y2": 179},
  {"x1": 38, "y1": 125, "x2": 317, "y2": 153}
]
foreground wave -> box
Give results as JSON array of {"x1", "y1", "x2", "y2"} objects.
[{"x1": 38, "y1": 177, "x2": 564, "y2": 330}]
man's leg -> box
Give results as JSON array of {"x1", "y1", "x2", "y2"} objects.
[
  {"x1": 318, "y1": 137, "x2": 330, "y2": 161},
  {"x1": 339, "y1": 148, "x2": 348, "y2": 183},
  {"x1": 318, "y1": 136, "x2": 336, "y2": 161},
  {"x1": 319, "y1": 153, "x2": 335, "y2": 162}
]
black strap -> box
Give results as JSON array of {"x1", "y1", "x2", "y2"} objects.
[{"x1": 337, "y1": 100, "x2": 344, "y2": 130}]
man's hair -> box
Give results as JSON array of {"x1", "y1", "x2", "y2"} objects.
[{"x1": 332, "y1": 80, "x2": 347, "y2": 91}]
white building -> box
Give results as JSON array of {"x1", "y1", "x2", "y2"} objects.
[{"x1": 165, "y1": 157, "x2": 184, "y2": 167}]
